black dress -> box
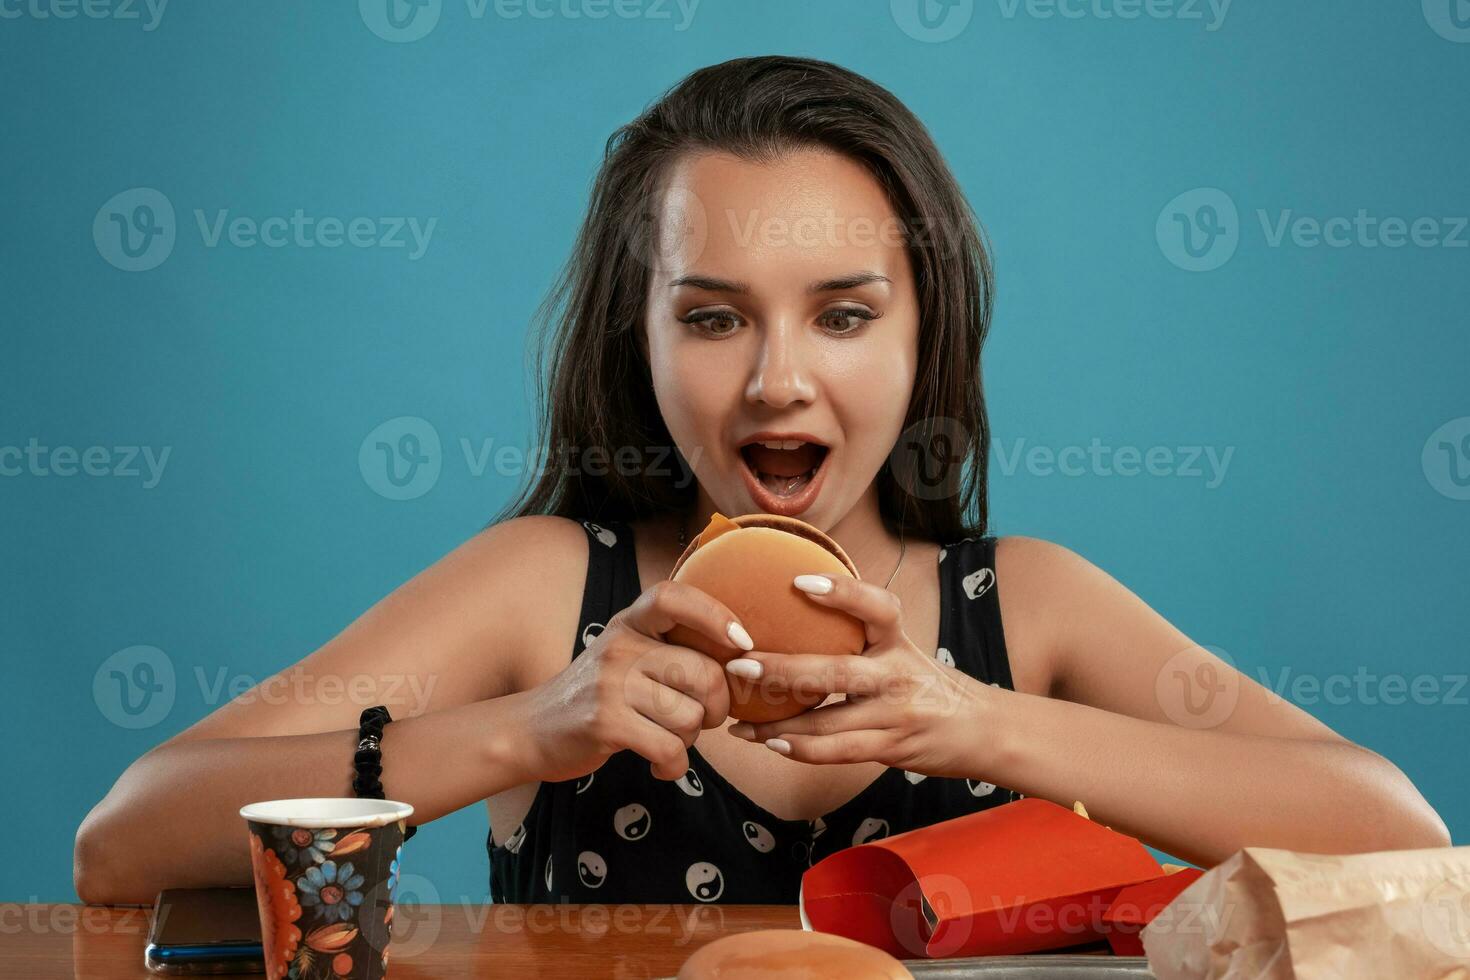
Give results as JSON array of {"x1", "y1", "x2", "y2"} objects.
[{"x1": 488, "y1": 517, "x2": 1019, "y2": 904}]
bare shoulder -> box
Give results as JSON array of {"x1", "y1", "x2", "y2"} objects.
[
  {"x1": 463, "y1": 515, "x2": 591, "y2": 694},
  {"x1": 993, "y1": 535, "x2": 1099, "y2": 587},
  {"x1": 992, "y1": 534, "x2": 1350, "y2": 742},
  {"x1": 163, "y1": 514, "x2": 592, "y2": 745},
  {"x1": 996, "y1": 533, "x2": 1135, "y2": 597},
  {"x1": 461, "y1": 514, "x2": 589, "y2": 577},
  {"x1": 990, "y1": 535, "x2": 1105, "y2": 698}
]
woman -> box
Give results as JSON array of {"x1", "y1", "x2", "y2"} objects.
[{"x1": 75, "y1": 56, "x2": 1448, "y2": 907}]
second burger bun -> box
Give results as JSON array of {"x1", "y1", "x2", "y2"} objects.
[
  {"x1": 676, "y1": 928, "x2": 913, "y2": 980},
  {"x1": 664, "y1": 512, "x2": 867, "y2": 724}
]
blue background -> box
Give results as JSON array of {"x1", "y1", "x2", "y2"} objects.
[{"x1": 3, "y1": 0, "x2": 1467, "y2": 903}]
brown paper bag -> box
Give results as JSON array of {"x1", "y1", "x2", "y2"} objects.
[{"x1": 1142, "y1": 845, "x2": 1470, "y2": 979}]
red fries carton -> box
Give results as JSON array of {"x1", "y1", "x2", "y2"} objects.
[
  {"x1": 800, "y1": 798, "x2": 1163, "y2": 959},
  {"x1": 1102, "y1": 868, "x2": 1205, "y2": 956}
]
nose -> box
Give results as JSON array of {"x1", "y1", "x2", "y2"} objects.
[{"x1": 744, "y1": 321, "x2": 816, "y2": 409}]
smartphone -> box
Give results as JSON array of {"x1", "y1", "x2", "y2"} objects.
[{"x1": 145, "y1": 886, "x2": 266, "y2": 974}]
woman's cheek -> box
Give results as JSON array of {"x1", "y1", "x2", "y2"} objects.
[
  {"x1": 835, "y1": 339, "x2": 913, "y2": 414},
  {"x1": 654, "y1": 351, "x2": 730, "y2": 462}
]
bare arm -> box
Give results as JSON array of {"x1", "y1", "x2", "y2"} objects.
[
  {"x1": 73, "y1": 516, "x2": 590, "y2": 905},
  {"x1": 976, "y1": 537, "x2": 1450, "y2": 866}
]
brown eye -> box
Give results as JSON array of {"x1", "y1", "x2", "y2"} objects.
[
  {"x1": 818, "y1": 307, "x2": 879, "y2": 335},
  {"x1": 681, "y1": 310, "x2": 742, "y2": 337}
]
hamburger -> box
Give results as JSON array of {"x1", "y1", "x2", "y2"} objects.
[
  {"x1": 664, "y1": 512, "x2": 867, "y2": 723},
  {"x1": 676, "y1": 928, "x2": 913, "y2": 979}
]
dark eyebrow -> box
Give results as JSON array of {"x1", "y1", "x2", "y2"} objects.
[
  {"x1": 666, "y1": 274, "x2": 750, "y2": 293},
  {"x1": 665, "y1": 272, "x2": 892, "y2": 294},
  {"x1": 809, "y1": 272, "x2": 891, "y2": 293}
]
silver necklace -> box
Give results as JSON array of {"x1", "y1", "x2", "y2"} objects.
[{"x1": 677, "y1": 516, "x2": 907, "y2": 590}]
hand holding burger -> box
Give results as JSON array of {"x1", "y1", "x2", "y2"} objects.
[
  {"x1": 664, "y1": 512, "x2": 867, "y2": 723},
  {"x1": 518, "y1": 568, "x2": 750, "y2": 784},
  {"x1": 668, "y1": 513, "x2": 997, "y2": 780}
]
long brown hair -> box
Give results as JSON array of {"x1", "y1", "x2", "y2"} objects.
[{"x1": 493, "y1": 55, "x2": 995, "y2": 543}]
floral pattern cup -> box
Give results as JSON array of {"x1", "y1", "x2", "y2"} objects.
[{"x1": 241, "y1": 798, "x2": 413, "y2": 980}]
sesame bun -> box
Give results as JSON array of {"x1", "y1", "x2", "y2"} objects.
[
  {"x1": 676, "y1": 929, "x2": 913, "y2": 980},
  {"x1": 664, "y1": 513, "x2": 867, "y2": 723}
]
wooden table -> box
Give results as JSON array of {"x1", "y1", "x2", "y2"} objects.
[{"x1": 10, "y1": 903, "x2": 805, "y2": 979}]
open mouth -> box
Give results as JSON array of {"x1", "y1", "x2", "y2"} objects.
[{"x1": 737, "y1": 438, "x2": 830, "y2": 499}]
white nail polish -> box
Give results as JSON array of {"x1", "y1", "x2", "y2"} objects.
[
  {"x1": 793, "y1": 574, "x2": 833, "y2": 595},
  {"x1": 726, "y1": 658, "x2": 762, "y2": 679},
  {"x1": 766, "y1": 738, "x2": 792, "y2": 755},
  {"x1": 727, "y1": 621, "x2": 754, "y2": 651}
]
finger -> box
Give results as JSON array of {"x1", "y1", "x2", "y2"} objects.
[
  {"x1": 792, "y1": 574, "x2": 905, "y2": 648},
  {"x1": 615, "y1": 580, "x2": 755, "y2": 655},
  {"x1": 621, "y1": 712, "x2": 692, "y2": 781},
  {"x1": 627, "y1": 676, "x2": 706, "y2": 747},
  {"x1": 762, "y1": 729, "x2": 894, "y2": 766},
  {"x1": 725, "y1": 650, "x2": 886, "y2": 700},
  {"x1": 732, "y1": 698, "x2": 886, "y2": 742},
  {"x1": 634, "y1": 645, "x2": 731, "y2": 728}
]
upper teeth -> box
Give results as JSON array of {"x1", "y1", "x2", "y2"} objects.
[{"x1": 758, "y1": 440, "x2": 806, "y2": 450}]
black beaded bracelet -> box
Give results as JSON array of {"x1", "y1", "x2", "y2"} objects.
[{"x1": 353, "y1": 705, "x2": 417, "y2": 841}]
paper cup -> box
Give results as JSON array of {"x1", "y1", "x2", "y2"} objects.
[{"x1": 241, "y1": 798, "x2": 413, "y2": 980}]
